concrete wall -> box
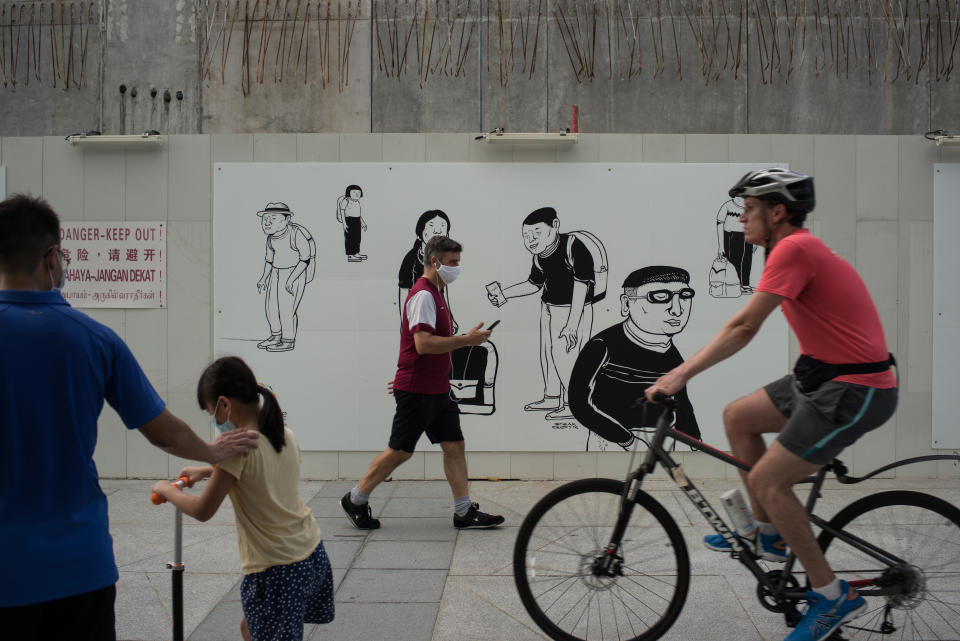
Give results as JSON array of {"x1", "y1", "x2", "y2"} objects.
[
  {"x1": 1, "y1": 132, "x2": 958, "y2": 480},
  {"x1": 2, "y1": 1, "x2": 960, "y2": 136}
]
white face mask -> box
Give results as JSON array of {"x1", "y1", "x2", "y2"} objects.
[
  {"x1": 436, "y1": 263, "x2": 461, "y2": 285},
  {"x1": 47, "y1": 248, "x2": 66, "y2": 292}
]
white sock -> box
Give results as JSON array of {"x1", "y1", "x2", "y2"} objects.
[
  {"x1": 454, "y1": 495, "x2": 473, "y2": 517},
  {"x1": 813, "y1": 578, "x2": 842, "y2": 600},
  {"x1": 756, "y1": 521, "x2": 778, "y2": 536},
  {"x1": 350, "y1": 486, "x2": 369, "y2": 505}
]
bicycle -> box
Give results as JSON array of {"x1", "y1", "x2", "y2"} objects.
[{"x1": 513, "y1": 395, "x2": 960, "y2": 641}]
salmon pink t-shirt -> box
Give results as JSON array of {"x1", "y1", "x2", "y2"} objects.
[{"x1": 758, "y1": 229, "x2": 896, "y2": 388}]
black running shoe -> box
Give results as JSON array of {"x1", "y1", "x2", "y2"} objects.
[
  {"x1": 341, "y1": 493, "x2": 381, "y2": 530},
  {"x1": 453, "y1": 503, "x2": 505, "y2": 529}
]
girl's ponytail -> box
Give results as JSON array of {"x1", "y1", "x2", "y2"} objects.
[{"x1": 256, "y1": 384, "x2": 286, "y2": 453}]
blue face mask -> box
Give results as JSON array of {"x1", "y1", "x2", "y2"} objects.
[{"x1": 211, "y1": 407, "x2": 236, "y2": 433}]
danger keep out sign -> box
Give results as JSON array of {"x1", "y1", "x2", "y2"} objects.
[{"x1": 59, "y1": 222, "x2": 166, "y2": 308}]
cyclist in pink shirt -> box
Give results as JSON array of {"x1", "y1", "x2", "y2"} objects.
[{"x1": 646, "y1": 168, "x2": 897, "y2": 641}]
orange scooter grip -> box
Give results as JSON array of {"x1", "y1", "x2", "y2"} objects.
[{"x1": 150, "y1": 476, "x2": 191, "y2": 505}]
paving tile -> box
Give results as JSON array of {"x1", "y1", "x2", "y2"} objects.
[
  {"x1": 144, "y1": 571, "x2": 240, "y2": 641},
  {"x1": 353, "y1": 540, "x2": 455, "y2": 570},
  {"x1": 337, "y1": 568, "x2": 447, "y2": 602},
  {"x1": 122, "y1": 529, "x2": 242, "y2": 573},
  {"x1": 187, "y1": 599, "x2": 245, "y2": 641},
  {"x1": 311, "y1": 480, "x2": 362, "y2": 498},
  {"x1": 659, "y1": 574, "x2": 765, "y2": 641},
  {"x1": 449, "y1": 527, "x2": 518, "y2": 576},
  {"x1": 309, "y1": 603, "x2": 440, "y2": 641},
  {"x1": 316, "y1": 517, "x2": 373, "y2": 540},
  {"x1": 368, "y1": 517, "x2": 459, "y2": 541},
  {"x1": 309, "y1": 496, "x2": 352, "y2": 518},
  {"x1": 322, "y1": 539, "x2": 364, "y2": 569},
  {"x1": 380, "y1": 496, "x2": 454, "y2": 518},
  {"x1": 115, "y1": 571, "x2": 177, "y2": 641},
  {"x1": 391, "y1": 480, "x2": 455, "y2": 498},
  {"x1": 298, "y1": 480, "x2": 329, "y2": 504},
  {"x1": 434, "y1": 576, "x2": 550, "y2": 641}
]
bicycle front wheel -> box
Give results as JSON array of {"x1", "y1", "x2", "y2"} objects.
[
  {"x1": 818, "y1": 490, "x2": 960, "y2": 640},
  {"x1": 513, "y1": 478, "x2": 689, "y2": 641}
]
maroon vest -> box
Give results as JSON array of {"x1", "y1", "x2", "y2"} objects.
[{"x1": 394, "y1": 277, "x2": 453, "y2": 394}]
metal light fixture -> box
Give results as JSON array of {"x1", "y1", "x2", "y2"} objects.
[
  {"x1": 64, "y1": 131, "x2": 164, "y2": 147},
  {"x1": 925, "y1": 130, "x2": 960, "y2": 146},
  {"x1": 476, "y1": 130, "x2": 579, "y2": 144}
]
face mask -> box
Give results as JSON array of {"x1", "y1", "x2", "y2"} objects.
[
  {"x1": 48, "y1": 251, "x2": 66, "y2": 293},
  {"x1": 211, "y1": 406, "x2": 236, "y2": 433},
  {"x1": 436, "y1": 263, "x2": 461, "y2": 285}
]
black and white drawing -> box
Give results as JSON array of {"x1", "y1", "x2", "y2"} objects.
[
  {"x1": 336, "y1": 184, "x2": 367, "y2": 262},
  {"x1": 487, "y1": 206, "x2": 608, "y2": 421},
  {"x1": 397, "y1": 209, "x2": 498, "y2": 415},
  {"x1": 398, "y1": 210, "x2": 451, "y2": 309},
  {"x1": 255, "y1": 202, "x2": 317, "y2": 352},
  {"x1": 709, "y1": 198, "x2": 757, "y2": 298},
  {"x1": 569, "y1": 265, "x2": 702, "y2": 450}
]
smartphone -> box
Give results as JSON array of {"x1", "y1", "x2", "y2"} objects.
[{"x1": 487, "y1": 320, "x2": 501, "y2": 331}]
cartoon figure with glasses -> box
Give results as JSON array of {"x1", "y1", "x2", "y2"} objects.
[{"x1": 568, "y1": 265, "x2": 701, "y2": 450}]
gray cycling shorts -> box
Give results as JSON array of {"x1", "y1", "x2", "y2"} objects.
[{"x1": 765, "y1": 375, "x2": 898, "y2": 466}]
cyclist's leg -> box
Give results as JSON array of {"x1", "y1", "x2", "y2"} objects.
[
  {"x1": 722, "y1": 385, "x2": 788, "y2": 521},
  {"x1": 748, "y1": 442, "x2": 832, "y2": 585}
]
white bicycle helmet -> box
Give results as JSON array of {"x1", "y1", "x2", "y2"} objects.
[{"x1": 728, "y1": 168, "x2": 815, "y2": 214}]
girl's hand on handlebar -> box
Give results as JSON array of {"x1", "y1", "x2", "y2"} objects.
[{"x1": 178, "y1": 466, "x2": 212, "y2": 487}]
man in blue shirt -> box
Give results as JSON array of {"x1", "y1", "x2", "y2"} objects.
[{"x1": 0, "y1": 194, "x2": 259, "y2": 641}]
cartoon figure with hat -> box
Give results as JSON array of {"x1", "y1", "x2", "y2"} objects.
[{"x1": 255, "y1": 202, "x2": 317, "y2": 352}]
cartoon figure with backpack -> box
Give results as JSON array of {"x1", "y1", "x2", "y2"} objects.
[
  {"x1": 255, "y1": 202, "x2": 316, "y2": 352},
  {"x1": 708, "y1": 198, "x2": 757, "y2": 298},
  {"x1": 487, "y1": 206, "x2": 608, "y2": 421}
]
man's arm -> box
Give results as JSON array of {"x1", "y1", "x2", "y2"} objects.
[
  {"x1": 138, "y1": 409, "x2": 259, "y2": 464},
  {"x1": 413, "y1": 324, "x2": 491, "y2": 354},
  {"x1": 646, "y1": 291, "x2": 784, "y2": 398}
]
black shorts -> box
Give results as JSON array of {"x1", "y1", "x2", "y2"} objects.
[
  {"x1": 765, "y1": 375, "x2": 898, "y2": 466},
  {"x1": 0, "y1": 583, "x2": 116, "y2": 641},
  {"x1": 389, "y1": 390, "x2": 463, "y2": 453}
]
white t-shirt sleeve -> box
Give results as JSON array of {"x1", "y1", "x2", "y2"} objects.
[{"x1": 405, "y1": 290, "x2": 438, "y2": 332}]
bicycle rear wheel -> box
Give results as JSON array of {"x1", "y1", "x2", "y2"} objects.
[
  {"x1": 513, "y1": 478, "x2": 689, "y2": 641},
  {"x1": 818, "y1": 490, "x2": 960, "y2": 640}
]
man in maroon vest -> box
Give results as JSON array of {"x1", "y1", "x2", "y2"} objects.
[{"x1": 342, "y1": 236, "x2": 504, "y2": 529}]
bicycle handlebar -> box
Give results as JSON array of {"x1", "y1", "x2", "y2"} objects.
[{"x1": 150, "y1": 476, "x2": 191, "y2": 505}]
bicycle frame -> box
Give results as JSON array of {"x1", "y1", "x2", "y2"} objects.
[{"x1": 608, "y1": 401, "x2": 918, "y2": 609}]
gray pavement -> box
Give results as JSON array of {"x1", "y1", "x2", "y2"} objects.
[{"x1": 105, "y1": 476, "x2": 960, "y2": 641}]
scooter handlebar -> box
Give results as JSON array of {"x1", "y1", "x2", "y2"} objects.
[{"x1": 150, "y1": 476, "x2": 191, "y2": 505}]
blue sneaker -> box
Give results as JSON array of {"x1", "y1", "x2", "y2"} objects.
[
  {"x1": 704, "y1": 530, "x2": 789, "y2": 562},
  {"x1": 784, "y1": 580, "x2": 866, "y2": 641}
]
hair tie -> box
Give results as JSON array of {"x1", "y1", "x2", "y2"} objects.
[{"x1": 257, "y1": 382, "x2": 277, "y2": 400}]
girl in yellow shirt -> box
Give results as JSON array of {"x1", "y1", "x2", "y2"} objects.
[{"x1": 152, "y1": 356, "x2": 332, "y2": 641}]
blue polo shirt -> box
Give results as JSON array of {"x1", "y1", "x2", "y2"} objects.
[{"x1": 0, "y1": 290, "x2": 166, "y2": 607}]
